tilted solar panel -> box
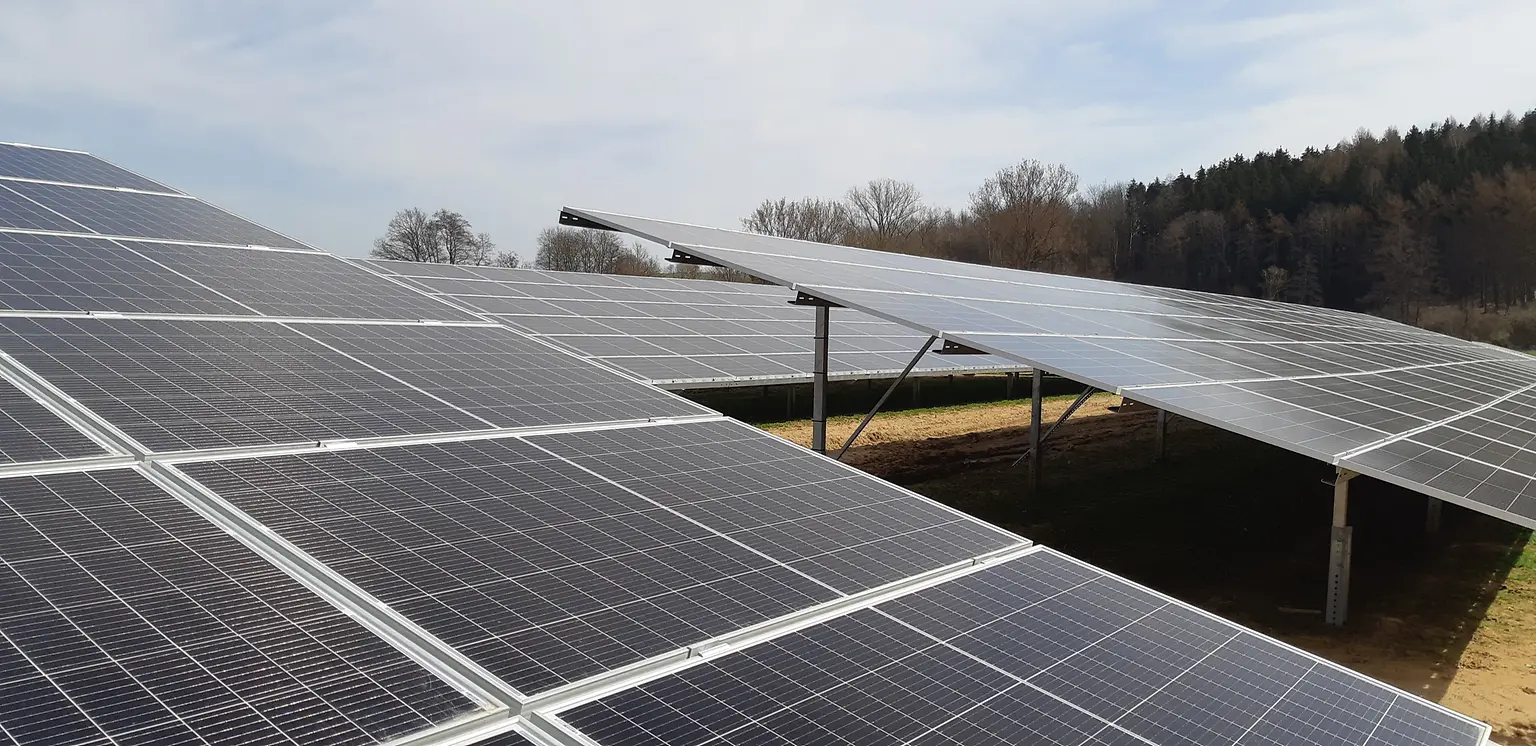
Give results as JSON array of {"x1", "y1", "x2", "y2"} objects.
[
  {"x1": 556, "y1": 549, "x2": 1488, "y2": 746},
  {"x1": 0, "y1": 468, "x2": 486, "y2": 746},
  {"x1": 0, "y1": 232, "x2": 251, "y2": 315},
  {"x1": 175, "y1": 419, "x2": 1021, "y2": 696},
  {"x1": 366, "y1": 260, "x2": 1022, "y2": 388},
  {"x1": 3, "y1": 180, "x2": 311, "y2": 249},
  {"x1": 0, "y1": 376, "x2": 108, "y2": 465},
  {"x1": 0, "y1": 142, "x2": 179, "y2": 193},
  {"x1": 562, "y1": 207, "x2": 1536, "y2": 531}
]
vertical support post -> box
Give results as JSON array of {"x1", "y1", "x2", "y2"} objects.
[
  {"x1": 912, "y1": 378, "x2": 922, "y2": 407},
  {"x1": 1029, "y1": 369, "x2": 1043, "y2": 493},
  {"x1": 1426, "y1": 497, "x2": 1443, "y2": 535},
  {"x1": 1155, "y1": 408, "x2": 1168, "y2": 462},
  {"x1": 1326, "y1": 468, "x2": 1355, "y2": 627},
  {"x1": 1006, "y1": 371, "x2": 1015, "y2": 399},
  {"x1": 811, "y1": 305, "x2": 829, "y2": 454},
  {"x1": 787, "y1": 386, "x2": 795, "y2": 421}
]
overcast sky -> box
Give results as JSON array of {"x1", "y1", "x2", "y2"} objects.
[{"x1": 3, "y1": 0, "x2": 1535, "y2": 259}]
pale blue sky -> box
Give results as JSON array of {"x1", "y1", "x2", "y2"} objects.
[{"x1": 3, "y1": 1, "x2": 1534, "y2": 260}]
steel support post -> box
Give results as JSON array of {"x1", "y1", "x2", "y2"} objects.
[
  {"x1": 912, "y1": 378, "x2": 921, "y2": 407},
  {"x1": 1155, "y1": 408, "x2": 1168, "y2": 462},
  {"x1": 811, "y1": 305, "x2": 829, "y2": 454},
  {"x1": 1029, "y1": 369, "x2": 1043, "y2": 492},
  {"x1": 1006, "y1": 371, "x2": 1015, "y2": 399},
  {"x1": 787, "y1": 386, "x2": 795, "y2": 420},
  {"x1": 1426, "y1": 497, "x2": 1443, "y2": 535},
  {"x1": 835, "y1": 337, "x2": 937, "y2": 460},
  {"x1": 1325, "y1": 468, "x2": 1356, "y2": 627}
]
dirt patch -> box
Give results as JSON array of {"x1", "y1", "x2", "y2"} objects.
[{"x1": 761, "y1": 399, "x2": 1536, "y2": 741}]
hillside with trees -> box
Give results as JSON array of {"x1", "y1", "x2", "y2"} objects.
[{"x1": 739, "y1": 110, "x2": 1536, "y2": 347}]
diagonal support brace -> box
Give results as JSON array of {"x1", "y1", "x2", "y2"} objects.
[
  {"x1": 834, "y1": 336, "x2": 938, "y2": 460},
  {"x1": 1013, "y1": 384, "x2": 1097, "y2": 467}
]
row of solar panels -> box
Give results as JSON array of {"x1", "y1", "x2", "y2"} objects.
[
  {"x1": 0, "y1": 140, "x2": 1491, "y2": 746},
  {"x1": 366, "y1": 260, "x2": 1022, "y2": 387},
  {"x1": 566, "y1": 208, "x2": 1536, "y2": 533}
]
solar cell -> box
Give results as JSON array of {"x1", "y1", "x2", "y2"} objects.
[
  {"x1": 0, "y1": 143, "x2": 177, "y2": 193},
  {"x1": 0, "y1": 183, "x2": 86, "y2": 232},
  {"x1": 0, "y1": 231, "x2": 250, "y2": 315},
  {"x1": 118, "y1": 241, "x2": 481, "y2": 321},
  {"x1": 296, "y1": 324, "x2": 710, "y2": 428},
  {"x1": 526, "y1": 419, "x2": 1020, "y2": 592},
  {"x1": 0, "y1": 468, "x2": 482, "y2": 746},
  {"x1": 4, "y1": 181, "x2": 311, "y2": 249},
  {"x1": 177, "y1": 433, "x2": 841, "y2": 694},
  {"x1": 367, "y1": 261, "x2": 1022, "y2": 388},
  {"x1": 0, "y1": 376, "x2": 108, "y2": 465},
  {"x1": 557, "y1": 549, "x2": 1488, "y2": 746},
  {"x1": 0, "y1": 317, "x2": 494, "y2": 452},
  {"x1": 564, "y1": 207, "x2": 1536, "y2": 529},
  {"x1": 467, "y1": 728, "x2": 542, "y2": 746}
]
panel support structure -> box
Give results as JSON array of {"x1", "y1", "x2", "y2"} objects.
[
  {"x1": 1426, "y1": 497, "x2": 1443, "y2": 535},
  {"x1": 1326, "y1": 468, "x2": 1357, "y2": 627},
  {"x1": 1029, "y1": 369, "x2": 1043, "y2": 492},
  {"x1": 835, "y1": 336, "x2": 937, "y2": 460},
  {"x1": 1155, "y1": 408, "x2": 1168, "y2": 462},
  {"x1": 811, "y1": 305, "x2": 829, "y2": 454}
]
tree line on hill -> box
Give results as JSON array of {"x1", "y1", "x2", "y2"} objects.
[{"x1": 372, "y1": 109, "x2": 1536, "y2": 345}]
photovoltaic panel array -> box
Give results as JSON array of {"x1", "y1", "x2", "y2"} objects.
[
  {"x1": 0, "y1": 468, "x2": 483, "y2": 746},
  {"x1": 0, "y1": 141, "x2": 1492, "y2": 746},
  {"x1": 175, "y1": 418, "x2": 1017, "y2": 695},
  {"x1": 562, "y1": 207, "x2": 1536, "y2": 531},
  {"x1": 559, "y1": 548, "x2": 1488, "y2": 746},
  {"x1": 367, "y1": 260, "x2": 1022, "y2": 388}
]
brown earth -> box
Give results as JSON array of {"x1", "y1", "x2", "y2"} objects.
[{"x1": 763, "y1": 398, "x2": 1536, "y2": 744}]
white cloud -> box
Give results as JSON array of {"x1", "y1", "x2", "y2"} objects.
[{"x1": 0, "y1": 0, "x2": 1534, "y2": 256}]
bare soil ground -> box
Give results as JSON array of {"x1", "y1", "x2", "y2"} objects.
[{"x1": 764, "y1": 398, "x2": 1536, "y2": 744}]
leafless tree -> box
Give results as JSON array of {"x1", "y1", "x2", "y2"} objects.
[
  {"x1": 970, "y1": 160, "x2": 1082, "y2": 270},
  {"x1": 371, "y1": 208, "x2": 508, "y2": 266},
  {"x1": 741, "y1": 198, "x2": 852, "y2": 243},
  {"x1": 846, "y1": 178, "x2": 924, "y2": 249},
  {"x1": 534, "y1": 228, "x2": 659, "y2": 275},
  {"x1": 1260, "y1": 266, "x2": 1290, "y2": 300}
]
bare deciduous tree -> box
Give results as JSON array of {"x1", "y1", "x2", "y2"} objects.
[
  {"x1": 970, "y1": 160, "x2": 1081, "y2": 270},
  {"x1": 1260, "y1": 265, "x2": 1290, "y2": 300},
  {"x1": 371, "y1": 208, "x2": 508, "y2": 266},
  {"x1": 846, "y1": 178, "x2": 924, "y2": 249},
  {"x1": 741, "y1": 198, "x2": 851, "y2": 243},
  {"x1": 534, "y1": 228, "x2": 659, "y2": 276}
]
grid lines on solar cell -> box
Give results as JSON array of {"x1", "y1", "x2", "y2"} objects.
[
  {"x1": 0, "y1": 184, "x2": 86, "y2": 233},
  {"x1": 121, "y1": 242, "x2": 481, "y2": 321},
  {"x1": 0, "y1": 468, "x2": 479, "y2": 746},
  {"x1": 0, "y1": 377, "x2": 107, "y2": 465},
  {"x1": 561, "y1": 549, "x2": 1487, "y2": 746},
  {"x1": 0, "y1": 145, "x2": 177, "y2": 193},
  {"x1": 0, "y1": 232, "x2": 251, "y2": 314},
  {"x1": 0, "y1": 317, "x2": 494, "y2": 452},
  {"x1": 4, "y1": 181, "x2": 310, "y2": 249},
  {"x1": 526, "y1": 419, "x2": 1020, "y2": 593},
  {"x1": 296, "y1": 324, "x2": 709, "y2": 429},
  {"x1": 177, "y1": 436, "x2": 838, "y2": 695}
]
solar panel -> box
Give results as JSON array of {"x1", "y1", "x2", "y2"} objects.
[
  {"x1": 0, "y1": 467, "x2": 484, "y2": 746},
  {"x1": 0, "y1": 317, "x2": 495, "y2": 452},
  {"x1": 0, "y1": 143, "x2": 178, "y2": 193},
  {"x1": 0, "y1": 376, "x2": 108, "y2": 465},
  {"x1": 177, "y1": 432, "x2": 839, "y2": 695},
  {"x1": 367, "y1": 261, "x2": 1022, "y2": 388},
  {"x1": 0, "y1": 231, "x2": 250, "y2": 315},
  {"x1": 563, "y1": 207, "x2": 1536, "y2": 530},
  {"x1": 0, "y1": 183, "x2": 86, "y2": 232},
  {"x1": 175, "y1": 418, "x2": 1018, "y2": 694},
  {"x1": 295, "y1": 323, "x2": 710, "y2": 428},
  {"x1": 527, "y1": 419, "x2": 1020, "y2": 592},
  {"x1": 556, "y1": 549, "x2": 1488, "y2": 746},
  {"x1": 3, "y1": 181, "x2": 311, "y2": 249},
  {"x1": 117, "y1": 241, "x2": 481, "y2": 321}
]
